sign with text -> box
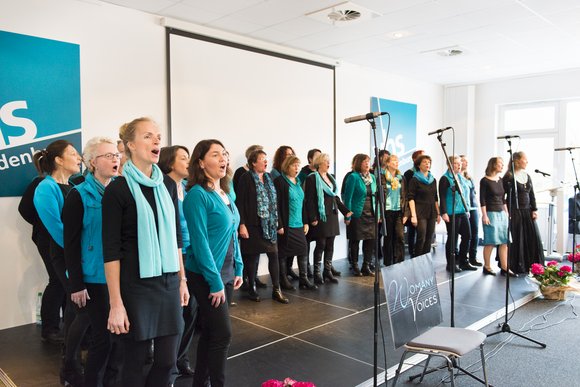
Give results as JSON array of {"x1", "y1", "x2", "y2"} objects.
[
  {"x1": 370, "y1": 97, "x2": 417, "y2": 173},
  {"x1": 0, "y1": 30, "x2": 81, "y2": 197},
  {"x1": 381, "y1": 253, "x2": 442, "y2": 348}
]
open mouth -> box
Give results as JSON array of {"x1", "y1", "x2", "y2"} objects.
[
  {"x1": 151, "y1": 148, "x2": 160, "y2": 156},
  {"x1": 112, "y1": 165, "x2": 119, "y2": 172}
]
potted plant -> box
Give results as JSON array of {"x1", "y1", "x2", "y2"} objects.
[
  {"x1": 567, "y1": 243, "x2": 580, "y2": 274},
  {"x1": 529, "y1": 261, "x2": 574, "y2": 300}
]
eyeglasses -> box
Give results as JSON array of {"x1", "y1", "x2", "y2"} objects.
[{"x1": 95, "y1": 152, "x2": 122, "y2": 160}]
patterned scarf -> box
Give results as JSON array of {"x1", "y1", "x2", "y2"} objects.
[{"x1": 250, "y1": 171, "x2": 278, "y2": 242}]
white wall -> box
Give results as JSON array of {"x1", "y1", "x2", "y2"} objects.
[{"x1": 0, "y1": 0, "x2": 443, "y2": 329}]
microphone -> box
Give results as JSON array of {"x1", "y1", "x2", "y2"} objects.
[
  {"x1": 534, "y1": 169, "x2": 551, "y2": 177},
  {"x1": 427, "y1": 127, "x2": 452, "y2": 136},
  {"x1": 555, "y1": 146, "x2": 580, "y2": 151},
  {"x1": 497, "y1": 135, "x2": 520, "y2": 139},
  {"x1": 344, "y1": 112, "x2": 387, "y2": 124}
]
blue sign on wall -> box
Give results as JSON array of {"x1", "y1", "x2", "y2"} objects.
[
  {"x1": 0, "y1": 30, "x2": 81, "y2": 197},
  {"x1": 370, "y1": 97, "x2": 417, "y2": 173}
]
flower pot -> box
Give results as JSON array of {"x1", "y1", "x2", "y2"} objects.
[{"x1": 540, "y1": 286, "x2": 567, "y2": 300}]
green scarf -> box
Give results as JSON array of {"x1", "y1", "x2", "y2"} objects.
[
  {"x1": 84, "y1": 172, "x2": 105, "y2": 196},
  {"x1": 123, "y1": 160, "x2": 179, "y2": 278},
  {"x1": 313, "y1": 172, "x2": 337, "y2": 222}
]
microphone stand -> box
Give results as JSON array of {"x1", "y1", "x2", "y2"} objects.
[
  {"x1": 566, "y1": 149, "x2": 579, "y2": 273},
  {"x1": 487, "y1": 139, "x2": 546, "y2": 348},
  {"x1": 368, "y1": 117, "x2": 388, "y2": 387}
]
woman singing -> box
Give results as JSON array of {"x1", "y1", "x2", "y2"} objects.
[
  {"x1": 383, "y1": 154, "x2": 405, "y2": 266},
  {"x1": 461, "y1": 155, "x2": 482, "y2": 267}
]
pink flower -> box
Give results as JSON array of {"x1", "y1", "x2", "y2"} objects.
[
  {"x1": 262, "y1": 380, "x2": 284, "y2": 387},
  {"x1": 547, "y1": 260, "x2": 558, "y2": 267},
  {"x1": 560, "y1": 265, "x2": 572, "y2": 273},
  {"x1": 293, "y1": 383, "x2": 316, "y2": 387},
  {"x1": 283, "y1": 378, "x2": 297, "y2": 386},
  {"x1": 530, "y1": 263, "x2": 545, "y2": 275}
]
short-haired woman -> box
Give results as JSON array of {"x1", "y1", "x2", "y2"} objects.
[
  {"x1": 480, "y1": 157, "x2": 509, "y2": 275},
  {"x1": 236, "y1": 150, "x2": 288, "y2": 303},
  {"x1": 342, "y1": 154, "x2": 378, "y2": 276},
  {"x1": 102, "y1": 117, "x2": 189, "y2": 386},
  {"x1": 407, "y1": 154, "x2": 441, "y2": 257},
  {"x1": 305, "y1": 153, "x2": 352, "y2": 284},
  {"x1": 183, "y1": 139, "x2": 243, "y2": 387},
  {"x1": 62, "y1": 137, "x2": 120, "y2": 387},
  {"x1": 274, "y1": 155, "x2": 317, "y2": 290}
]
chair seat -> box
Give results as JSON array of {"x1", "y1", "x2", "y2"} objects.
[{"x1": 406, "y1": 327, "x2": 486, "y2": 356}]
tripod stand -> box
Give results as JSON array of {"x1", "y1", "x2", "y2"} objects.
[{"x1": 487, "y1": 139, "x2": 546, "y2": 348}]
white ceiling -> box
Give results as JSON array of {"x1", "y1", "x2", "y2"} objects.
[{"x1": 100, "y1": 0, "x2": 580, "y2": 85}]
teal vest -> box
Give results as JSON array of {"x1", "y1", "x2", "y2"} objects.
[{"x1": 443, "y1": 172, "x2": 469, "y2": 215}]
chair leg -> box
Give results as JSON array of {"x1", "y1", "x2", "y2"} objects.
[
  {"x1": 391, "y1": 350, "x2": 409, "y2": 387},
  {"x1": 480, "y1": 343, "x2": 489, "y2": 387},
  {"x1": 447, "y1": 358, "x2": 455, "y2": 387},
  {"x1": 418, "y1": 355, "x2": 432, "y2": 383}
]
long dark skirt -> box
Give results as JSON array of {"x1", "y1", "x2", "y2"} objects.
[{"x1": 509, "y1": 208, "x2": 545, "y2": 274}]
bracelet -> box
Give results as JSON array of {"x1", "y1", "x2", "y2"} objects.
[{"x1": 180, "y1": 277, "x2": 188, "y2": 282}]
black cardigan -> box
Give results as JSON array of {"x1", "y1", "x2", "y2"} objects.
[
  {"x1": 273, "y1": 175, "x2": 307, "y2": 229},
  {"x1": 235, "y1": 171, "x2": 281, "y2": 227}
]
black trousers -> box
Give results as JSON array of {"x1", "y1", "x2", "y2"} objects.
[
  {"x1": 84, "y1": 283, "x2": 113, "y2": 387},
  {"x1": 349, "y1": 239, "x2": 374, "y2": 266},
  {"x1": 413, "y1": 217, "x2": 436, "y2": 257},
  {"x1": 170, "y1": 286, "x2": 199, "y2": 383},
  {"x1": 122, "y1": 333, "x2": 180, "y2": 387},
  {"x1": 444, "y1": 213, "x2": 471, "y2": 267},
  {"x1": 468, "y1": 209, "x2": 479, "y2": 260},
  {"x1": 188, "y1": 271, "x2": 233, "y2": 387},
  {"x1": 406, "y1": 222, "x2": 417, "y2": 257},
  {"x1": 34, "y1": 236, "x2": 65, "y2": 336},
  {"x1": 384, "y1": 210, "x2": 405, "y2": 266},
  {"x1": 243, "y1": 252, "x2": 279, "y2": 288}
]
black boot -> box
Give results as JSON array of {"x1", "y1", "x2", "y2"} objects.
[
  {"x1": 313, "y1": 263, "x2": 324, "y2": 285},
  {"x1": 287, "y1": 256, "x2": 300, "y2": 280},
  {"x1": 272, "y1": 287, "x2": 289, "y2": 304},
  {"x1": 255, "y1": 277, "x2": 268, "y2": 289},
  {"x1": 469, "y1": 257, "x2": 483, "y2": 267},
  {"x1": 247, "y1": 283, "x2": 260, "y2": 302},
  {"x1": 352, "y1": 259, "x2": 362, "y2": 276},
  {"x1": 330, "y1": 265, "x2": 342, "y2": 277},
  {"x1": 323, "y1": 258, "x2": 339, "y2": 284},
  {"x1": 361, "y1": 262, "x2": 375, "y2": 276},
  {"x1": 307, "y1": 261, "x2": 313, "y2": 278},
  {"x1": 298, "y1": 255, "x2": 318, "y2": 290},
  {"x1": 279, "y1": 257, "x2": 296, "y2": 291}
]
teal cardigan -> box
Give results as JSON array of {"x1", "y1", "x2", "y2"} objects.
[
  {"x1": 183, "y1": 184, "x2": 243, "y2": 293},
  {"x1": 342, "y1": 172, "x2": 377, "y2": 219},
  {"x1": 33, "y1": 175, "x2": 65, "y2": 247}
]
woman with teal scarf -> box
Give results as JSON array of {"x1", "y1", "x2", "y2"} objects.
[
  {"x1": 342, "y1": 154, "x2": 378, "y2": 276},
  {"x1": 183, "y1": 139, "x2": 243, "y2": 387},
  {"x1": 383, "y1": 154, "x2": 406, "y2": 266},
  {"x1": 102, "y1": 118, "x2": 189, "y2": 386},
  {"x1": 305, "y1": 153, "x2": 352, "y2": 284},
  {"x1": 236, "y1": 149, "x2": 288, "y2": 304},
  {"x1": 63, "y1": 137, "x2": 120, "y2": 387},
  {"x1": 407, "y1": 154, "x2": 441, "y2": 257}
]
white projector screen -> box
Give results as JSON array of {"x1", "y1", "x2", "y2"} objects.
[{"x1": 167, "y1": 29, "x2": 335, "y2": 170}]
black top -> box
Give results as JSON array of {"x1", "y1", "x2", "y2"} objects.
[
  {"x1": 18, "y1": 176, "x2": 50, "y2": 244},
  {"x1": 61, "y1": 189, "x2": 86, "y2": 293},
  {"x1": 235, "y1": 171, "x2": 280, "y2": 227},
  {"x1": 304, "y1": 173, "x2": 349, "y2": 238},
  {"x1": 502, "y1": 172, "x2": 537, "y2": 211},
  {"x1": 479, "y1": 177, "x2": 505, "y2": 212},
  {"x1": 273, "y1": 175, "x2": 307, "y2": 229},
  {"x1": 102, "y1": 175, "x2": 182, "y2": 285},
  {"x1": 407, "y1": 177, "x2": 438, "y2": 219},
  {"x1": 232, "y1": 166, "x2": 248, "y2": 194},
  {"x1": 403, "y1": 168, "x2": 415, "y2": 185}
]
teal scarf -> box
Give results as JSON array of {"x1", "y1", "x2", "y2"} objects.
[
  {"x1": 123, "y1": 160, "x2": 179, "y2": 278},
  {"x1": 313, "y1": 172, "x2": 337, "y2": 222},
  {"x1": 250, "y1": 171, "x2": 278, "y2": 242},
  {"x1": 84, "y1": 172, "x2": 105, "y2": 196},
  {"x1": 413, "y1": 170, "x2": 434, "y2": 185}
]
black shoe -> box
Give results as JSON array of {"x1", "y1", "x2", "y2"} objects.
[
  {"x1": 255, "y1": 278, "x2": 268, "y2": 289},
  {"x1": 280, "y1": 276, "x2": 296, "y2": 291},
  {"x1": 247, "y1": 287, "x2": 261, "y2": 302},
  {"x1": 483, "y1": 267, "x2": 497, "y2": 276},
  {"x1": 299, "y1": 277, "x2": 318, "y2": 290},
  {"x1": 469, "y1": 259, "x2": 483, "y2": 267},
  {"x1": 352, "y1": 264, "x2": 362, "y2": 277},
  {"x1": 459, "y1": 262, "x2": 478, "y2": 271},
  {"x1": 323, "y1": 270, "x2": 339, "y2": 284},
  {"x1": 446, "y1": 265, "x2": 463, "y2": 273},
  {"x1": 272, "y1": 288, "x2": 289, "y2": 304},
  {"x1": 330, "y1": 266, "x2": 342, "y2": 277},
  {"x1": 41, "y1": 331, "x2": 64, "y2": 345},
  {"x1": 287, "y1": 269, "x2": 300, "y2": 281},
  {"x1": 361, "y1": 264, "x2": 375, "y2": 276},
  {"x1": 177, "y1": 363, "x2": 195, "y2": 376},
  {"x1": 314, "y1": 271, "x2": 324, "y2": 285},
  {"x1": 500, "y1": 269, "x2": 517, "y2": 277}
]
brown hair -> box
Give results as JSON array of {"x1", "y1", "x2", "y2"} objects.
[
  {"x1": 281, "y1": 155, "x2": 301, "y2": 175},
  {"x1": 186, "y1": 139, "x2": 231, "y2": 193},
  {"x1": 307, "y1": 148, "x2": 321, "y2": 163},
  {"x1": 485, "y1": 157, "x2": 502, "y2": 177},
  {"x1": 119, "y1": 117, "x2": 156, "y2": 159},
  {"x1": 244, "y1": 144, "x2": 263, "y2": 160},
  {"x1": 158, "y1": 145, "x2": 189, "y2": 174},
  {"x1": 272, "y1": 145, "x2": 295, "y2": 171},
  {"x1": 353, "y1": 154, "x2": 370, "y2": 173},
  {"x1": 415, "y1": 154, "x2": 432, "y2": 168},
  {"x1": 247, "y1": 149, "x2": 267, "y2": 171},
  {"x1": 32, "y1": 139, "x2": 74, "y2": 175},
  {"x1": 411, "y1": 149, "x2": 425, "y2": 162}
]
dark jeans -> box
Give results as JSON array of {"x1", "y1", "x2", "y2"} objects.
[
  {"x1": 122, "y1": 333, "x2": 180, "y2": 387},
  {"x1": 413, "y1": 218, "x2": 436, "y2": 257},
  {"x1": 384, "y1": 210, "x2": 405, "y2": 266},
  {"x1": 444, "y1": 213, "x2": 471, "y2": 267},
  {"x1": 406, "y1": 222, "x2": 417, "y2": 257},
  {"x1": 35, "y1": 236, "x2": 65, "y2": 336},
  {"x1": 84, "y1": 283, "x2": 113, "y2": 387},
  {"x1": 188, "y1": 271, "x2": 233, "y2": 387},
  {"x1": 243, "y1": 252, "x2": 279, "y2": 288},
  {"x1": 468, "y1": 209, "x2": 479, "y2": 260}
]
